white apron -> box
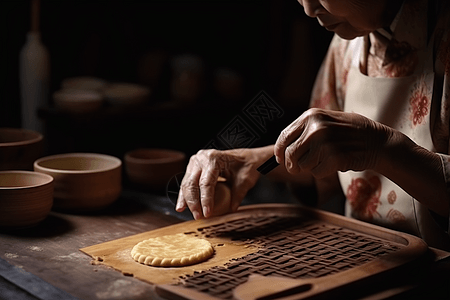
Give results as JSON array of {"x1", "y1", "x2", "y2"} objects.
[{"x1": 340, "y1": 33, "x2": 450, "y2": 250}]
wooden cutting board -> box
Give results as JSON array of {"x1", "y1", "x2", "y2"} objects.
[
  {"x1": 80, "y1": 204, "x2": 429, "y2": 299},
  {"x1": 79, "y1": 205, "x2": 271, "y2": 285}
]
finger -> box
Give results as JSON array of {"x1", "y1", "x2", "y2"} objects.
[
  {"x1": 308, "y1": 142, "x2": 343, "y2": 178},
  {"x1": 284, "y1": 130, "x2": 312, "y2": 174},
  {"x1": 298, "y1": 133, "x2": 338, "y2": 174},
  {"x1": 296, "y1": 140, "x2": 320, "y2": 171},
  {"x1": 175, "y1": 188, "x2": 187, "y2": 212},
  {"x1": 198, "y1": 165, "x2": 221, "y2": 218},
  {"x1": 180, "y1": 166, "x2": 203, "y2": 220},
  {"x1": 274, "y1": 116, "x2": 307, "y2": 165}
]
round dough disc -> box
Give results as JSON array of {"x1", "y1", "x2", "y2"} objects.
[{"x1": 131, "y1": 233, "x2": 214, "y2": 267}]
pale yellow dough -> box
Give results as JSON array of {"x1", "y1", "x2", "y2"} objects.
[{"x1": 131, "y1": 233, "x2": 214, "y2": 267}]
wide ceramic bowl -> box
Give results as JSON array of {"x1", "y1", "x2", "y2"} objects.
[
  {"x1": 124, "y1": 148, "x2": 186, "y2": 191},
  {"x1": 53, "y1": 89, "x2": 104, "y2": 114},
  {"x1": 103, "y1": 83, "x2": 151, "y2": 106},
  {"x1": 34, "y1": 153, "x2": 122, "y2": 212},
  {"x1": 0, "y1": 128, "x2": 43, "y2": 171},
  {"x1": 61, "y1": 76, "x2": 108, "y2": 92},
  {"x1": 0, "y1": 171, "x2": 53, "y2": 229}
]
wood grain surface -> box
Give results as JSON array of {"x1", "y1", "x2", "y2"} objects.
[
  {"x1": 0, "y1": 190, "x2": 183, "y2": 300},
  {"x1": 1, "y1": 189, "x2": 449, "y2": 300}
]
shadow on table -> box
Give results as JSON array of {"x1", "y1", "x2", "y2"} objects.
[
  {"x1": 42, "y1": 176, "x2": 303, "y2": 223},
  {"x1": 0, "y1": 214, "x2": 75, "y2": 238},
  {"x1": 52, "y1": 188, "x2": 194, "y2": 221}
]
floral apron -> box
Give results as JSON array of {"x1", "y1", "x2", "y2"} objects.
[{"x1": 340, "y1": 31, "x2": 450, "y2": 250}]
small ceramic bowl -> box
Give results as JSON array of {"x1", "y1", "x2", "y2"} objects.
[
  {"x1": 0, "y1": 171, "x2": 53, "y2": 229},
  {"x1": 53, "y1": 89, "x2": 104, "y2": 114},
  {"x1": 124, "y1": 148, "x2": 186, "y2": 191},
  {"x1": 0, "y1": 128, "x2": 43, "y2": 171},
  {"x1": 103, "y1": 83, "x2": 151, "y2": 106},
  {"x1": 34, "y1": 153, "x2": 122, "y2": 212},
  {"x1": 61, "y1": 76, "x2": 108, "y2": 92}
]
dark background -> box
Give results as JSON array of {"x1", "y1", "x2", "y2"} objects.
[{"x1": 1, "y1": 0, "x2": 333, "y2": 159}]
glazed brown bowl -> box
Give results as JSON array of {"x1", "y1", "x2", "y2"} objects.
[
  {"x1": 34, "y1": 153, "x2": 122, "y2": 212},
  {"x1": 0, "y1": 128, "x2": 43, "y2": 171},
  {"x1": 124, "y1": 148, "x2": 186, "y2": 191},
  {"x1": 0, "y1": 171, "x2": 53, "y2": 229}
]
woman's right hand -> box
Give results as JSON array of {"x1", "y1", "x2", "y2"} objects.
[{"x1": 176, "y1": 147, "x2": 273, "y2": 219}]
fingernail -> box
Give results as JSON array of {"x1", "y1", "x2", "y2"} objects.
[
  {"x1": 287, "y1": 161, "x2": 293, "y2": 170},
  {"x1": 193, "y1": 211, "x2": 200, "y2": 220},
  {"x1": 203, "y1": 206, "x2": 210, "y2": 218}
]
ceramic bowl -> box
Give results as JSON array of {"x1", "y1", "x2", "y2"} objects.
[
  {"x1": 124, "y1": 148, "x2": 186, "y2": 191},
  {"x1": 61, "y1": 76, "x2": 108, "y2": 92},
  {"x1": 53, "y1": 89, "x2": 104, "y2": 113},
  {"x1": 34, "y1": 153, "x2": 122, "y2": 212},
  {"x1": 103, "y1": 83, "x2": 151, "y2": 106},
  {"x1": 0, "y1": 128, "x2": 43, "y2": 171},
  {"x1": 0, "y1": 171, "x2": 53, "y2": 229}
]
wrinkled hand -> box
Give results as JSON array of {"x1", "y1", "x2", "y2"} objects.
[
  {"x1": 176, "y1": 148, "x2": 262, "y2": 219},
  {"x1": 274, "y1": 108, "x2": 394, "y2": 178}
]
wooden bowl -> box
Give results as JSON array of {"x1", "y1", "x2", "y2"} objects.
[
  {"x1": 34, "y1": 153, "x2": 122, "y2": 212},
  {"x1": 0, "y1": 171, "x2": 53, "y2": 229},
  {"x1": 103, "y1": 83, "x2": 151, "y2": 106},
  {"x1": 0, "y1": 128, "x2": 43, "y2": 171},
  {"x1": 53, "y1": 89, "x2": 104, "y2": 113},
  {"x1": 124, "y1": 148, "x2": 186, "y2": 191}
]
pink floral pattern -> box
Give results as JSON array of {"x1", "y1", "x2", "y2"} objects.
[
  {"x1": 387, "y1": 190, "x2": 397, "y2": 204},
  {"x1": 346, "y1": 176, "x2": 382, "y2": 221},
  {"x1": 409, "y1": 76, "x2": 430, "y2": 126},
  {"x1": 309, "y1": 0, "x2": 450, "y2": 236},
  {"x1": 386, "y1": 209, "x2": 406, "y2": 223}
]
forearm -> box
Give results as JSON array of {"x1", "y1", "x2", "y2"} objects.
[{"x1": 375, "y1": 132, "x2": 449, "y2": 217}]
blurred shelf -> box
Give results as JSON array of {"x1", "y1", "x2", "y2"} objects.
[{"x1": 37, "y1": 101, "x2": 245, "y2": 158}]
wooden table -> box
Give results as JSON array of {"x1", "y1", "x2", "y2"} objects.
[
  {"x1": 0, "y1": 189, "x2": 188, "y2": 300},
  {"x1": 1, "y1": 188, "x2": 449, "y2": 300}
]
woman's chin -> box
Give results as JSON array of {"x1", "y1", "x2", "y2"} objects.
[{"x1": 334, "y1": 27, "x2": 370, "y2": 40}]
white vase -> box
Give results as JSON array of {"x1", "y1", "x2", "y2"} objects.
[{"x1": 19, "y1": 31, "x2": 50, "y2": 133}]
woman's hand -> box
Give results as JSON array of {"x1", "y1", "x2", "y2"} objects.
[
  {"x1": 176, "y1": 147, "x2": 272, "y2": 219},
  {"x1": 274, "y1": 107, "x2": 448, "y2": 216},
  {"x1": 274, "y1": 108, "x2": 394, "y2": 178}
]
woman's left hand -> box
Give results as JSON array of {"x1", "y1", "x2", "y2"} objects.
[{"x1": 274, "y1": 108, "x2": 394, "y2": 178}]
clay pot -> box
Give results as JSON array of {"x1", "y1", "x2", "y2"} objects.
[
  {"x1": 34, "y1": 153, "x2": 122, "y2": 212},
  {"x1": 0, "y1": 171, "x2": 53, "y2": 229},
  {"x1": 103, "y1": 83, "x2": 151, "y2": 106},
  {"x1": 61, "y1": 76, "x2": 108, "y2": 92},
  {"x1": 53, "y1": 89, "x2": 104, "y2": 114},
  {"x1": 124, "y1": 148, "x2": 186, "y2": 191},
  {"x1": 0, "y1": 128, "x2": 43, "y2": 171}
]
